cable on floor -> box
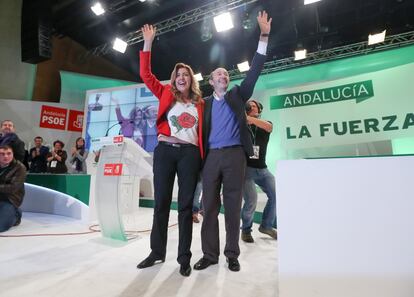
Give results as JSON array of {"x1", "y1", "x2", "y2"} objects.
[{"x1": 0, "y1": 222, "x2": 178, "y2": 238}]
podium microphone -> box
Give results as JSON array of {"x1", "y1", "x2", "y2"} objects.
[{"x1": 105, "y1": 122, "x2": 121, "y2": 136}]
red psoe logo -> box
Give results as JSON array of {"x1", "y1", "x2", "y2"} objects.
[
  {"x1": 113, "y1": 136, "x2": 124, "y2": 143},
  {"x1": 39, "y1": 105, "x2": 67, "y2": 130},
  {"x1": 68, "y1": 110, "x2": 84, "y2": 132},
  {"x1": 103, "y1": 163, "x2": 123, "y2": 176}
]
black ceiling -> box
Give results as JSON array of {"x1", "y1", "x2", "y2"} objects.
[{"x1": 50, "y1": 0, "x2": 414, "y2": 83}]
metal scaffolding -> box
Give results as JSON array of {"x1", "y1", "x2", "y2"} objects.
[
  {"x1": 87, "y1": 0, "x2": 259, "y2": 57},
  {"x1": 226, "y1": 30, "x2": 414, "y2": 82}
]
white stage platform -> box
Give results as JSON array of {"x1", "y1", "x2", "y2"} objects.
[{"x1": 0, "y1": 208, "x2": 278, "y2": 297}]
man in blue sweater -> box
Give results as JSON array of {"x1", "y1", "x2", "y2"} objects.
[{"x1": 194, "y1": 11, "x2": 272, "y2": 272}]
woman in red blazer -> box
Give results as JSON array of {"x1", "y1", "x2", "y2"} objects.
[{"x1": 137, "y1": 24, "x2": 204, "y2": 277}]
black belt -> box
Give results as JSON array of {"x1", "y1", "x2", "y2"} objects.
[
  {"x1": 159, "y1": 141, "x2": 195, "y2": 148},
  {"x1": 210, "y1": 144, "x2": 242, "y2": 150}
]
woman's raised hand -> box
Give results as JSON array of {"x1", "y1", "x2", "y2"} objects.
[{"x1": 142, "y1": 24, "x2": 156, "y2": 43}]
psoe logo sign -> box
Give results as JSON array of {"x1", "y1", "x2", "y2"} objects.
[
  {"x1": 68, "y1": 110, "x2": 84, "y2": 132},
  {"x1": 39, "y1": 105, "x2": 68, "y2": 130},
  {"x1": 113, "y1": 136, "x2": 124, "y2": 143},
  {"x1": 103, "y1": 163, "x2": 123, "y2": 176}
]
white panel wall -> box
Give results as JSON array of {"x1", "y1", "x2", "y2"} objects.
[{"x1": 277, "y1": 156, "x2": 414, "y2": 297}]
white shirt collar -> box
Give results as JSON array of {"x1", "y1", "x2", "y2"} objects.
[{"x1": 213, "y1": 92, "x2": 225, "y2": 101}]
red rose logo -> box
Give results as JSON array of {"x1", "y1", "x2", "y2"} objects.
[{"x1": 177, "y1": 112, "x2": 196, "y2": 128}]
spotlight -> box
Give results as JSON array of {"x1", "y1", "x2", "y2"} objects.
[
  {"x1": 304, "y1": 0, "x2": 321, "y2": 4},
  {"x1": 113, "y1": 38, "x2": 128, "y2": 53},
  {"x1": 237, "y1": 61, "x2": 250, "y2": 72},
  {"x1": 213, "y1": 12, "x2": 234, "y2": 32},
  {"x1": 91, "y1": 2, "x2": 105, "y2": 15},
  {"x1": 368, "y1": 30, "x2": 386, "y2": 45},
  {"x1": 139, "y1": 0, "x2": 146, "y2": 2},
  {"x1": 294, "y1": 49, "x2": 307, "y2": 61},
  {"x1": 194, "y1": 73, "x2": 204, "y2": 81}
]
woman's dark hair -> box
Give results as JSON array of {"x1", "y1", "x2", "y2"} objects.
[
  {"x1": 75, "y1": 137, "x2": 85, "y2": 149},
  {"x1": 53, "y1": 140, "x2": 65, "y2": 148}
]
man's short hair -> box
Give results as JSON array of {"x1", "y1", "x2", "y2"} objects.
[
  {"x1": 1, "y1": 120, "x2": 14, "y2": 126},
  {"x1": 34, "y1": 136, "x2": 43, "y2": 141},
  {"x1": 0, "y1": 144, "x2": 13, "y2": 150}
]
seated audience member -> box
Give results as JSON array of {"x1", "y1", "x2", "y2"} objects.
[
  {"x1": 28, "y1": 136, "x2": 49, "y2": 173},
  {"x1": 0, "y1": 145, "x2": 27, "y2": 232},
  {"x1": 0, "y1": 120, "x2": 25, "y2": 162},
  {"x1": 69, "y1": 137, "x2": 88, "y2": 174},
  {"x1": 47, "y1": 140, "x2": 68, "y2": 174}
]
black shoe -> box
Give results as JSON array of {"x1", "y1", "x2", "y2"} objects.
[
  {"x1": 226, "y1": 257, "x2": 240, "y2": 272},
  {"x1": 13, "y1": 216, "x2": 21, "y2": 227},
  {"x1": 193, "y1": 257, "x2": 218, "y2": 270},
  {"x1": 241, "y1": 232, "x2": 254, "y2": 243},
  {"x1": 179, "y1": 263, "x2": 192, "y2": 277},
  {"x1": 137, "y1": 255, "x2": 165, "y2": 269},
  {"x1": 258, "y1": 226, "x2": 277, "y2": 239}
]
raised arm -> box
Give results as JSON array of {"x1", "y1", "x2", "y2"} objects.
[
  {"x1": 247, "y1": 116, "x2": 273, "y2": 133},
  {"x1": 239, "y1": 11, "x2": 272, "y2": 100},
  {"x1": 111, "y1": 97, "x2": 127, "y2": 122},
  {"x1": 140, "y1": 24, "x2": 165, "y2": 99},
  {"x1": 258, "y1": 10, "x2": 271, "y2": 44},
  {"x1": 142, "y1": 24, "x2": 155, "y2": 52}
]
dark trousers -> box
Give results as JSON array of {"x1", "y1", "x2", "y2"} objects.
[
  {"x1": 0, "y1": 200, "x2": 21, "y2": 232},
  {"x1": 201, "y1": 146, "x2": 246, "y2": 262},
  {"x1": 150, "y1": 142, "x2": 201, "y2": 265}
]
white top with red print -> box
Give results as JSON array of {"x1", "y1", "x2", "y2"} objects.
[{"x1": 165, "y1": 101, "x2": 198, "y2": 146}]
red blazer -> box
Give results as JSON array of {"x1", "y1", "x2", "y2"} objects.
[{"x1": 139, "y1": 51, "x2": 205, "y2": 158}]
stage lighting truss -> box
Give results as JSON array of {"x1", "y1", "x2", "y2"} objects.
[
  {"x1": 223, "y1": 30, "x2": 414, "y2": 83},
  {"x1": 86, "y1": 0, "x2": 259, "y2": 57}
]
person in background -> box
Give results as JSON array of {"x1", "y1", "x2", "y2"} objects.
[
  {"x1": 136, "y1": 23, "x2": 204, "y2": 277},
  {"x1": 194, "y1": 11, "x2": 272, "y2": 273},
  {"x1": 85, "y1": 93, "x2": 104, "y2": 149},
  {"x1": 28, "y1": 136, "x2": 49, "y2": 173},
  {"x1": 0, "y1": 120, "x2": 25, "y2": 163},
  {"x1": 47, "y1": 140, "x2": 67, "y2": 174},
  {"x1": 22, "y1": 150, "x2": 30, "y2": 170},
  {"x1": 69, "y1": 137, "x2": 88, "y2": 174},
  {"x1": 111, "y1": 98, "x2": 145, "y2": 147},
  {"x1": 142, "y1": 104, "x2": 158, "y2": 152},
  {"x1": 93, "y1": 150, "x2": 101, "y2": 164},
  {"x1": 192, "y1": 176, "x2": 203, "y2": 223},
  {"x1": 241, "y1": 99, "x2": 277, "y2": 243},
  {"x1": 0, "y1": 145, "x2": 27, "y2": 232},
  {"x1": 89, "y1": 93, "x2": 103, "y2": 111}
]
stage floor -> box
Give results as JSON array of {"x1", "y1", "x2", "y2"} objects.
[{"x1": 0, "y1": 208, "x2": 278, "y2": 297}]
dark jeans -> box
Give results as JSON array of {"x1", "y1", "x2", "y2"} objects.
[
  {"x1": 241, "y1": 167, "x2": 277, "y2": 232},
  {"x1": 150, "y1": 142, "x2": 201, "y2": 265},
  {"x1": 201, "y1": 146, "x2": 246, "y2": 262},
  {"x1": 0, "y1": 200, "x2": 21, "y2": 232},
  {"x1": 192, "y1": 175, "x2": 203, "y2": 213}
]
